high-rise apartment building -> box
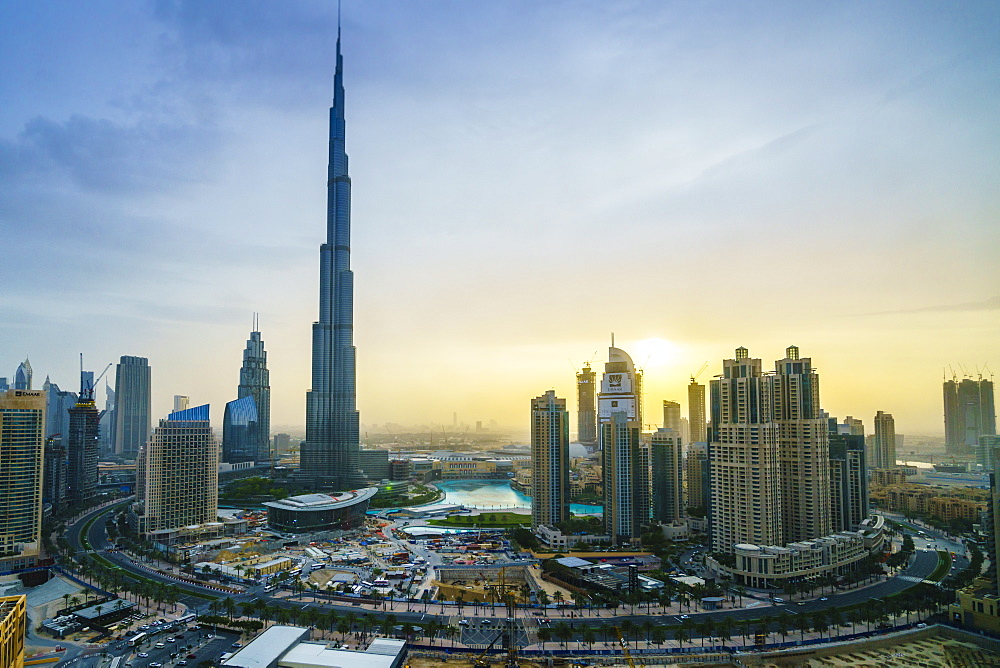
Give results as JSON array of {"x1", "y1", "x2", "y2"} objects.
[
  {"x1": 0, "y1": 379, "x2": 7, "y2": 392},
  {"x1": 530, "y1": 390, "x2": 570, "y2": 530},
  {"x1": 599, "y1": 346, "x2": 644, "y2": 543},
  {"x1": 843, "y1": 416, "x2": 865, "y2": 436},
  {"x1": 774, "y1": 346, "x2": 831, "y2": 543},
  {"x1": 685, "y1": 442, "x2": 709, "y2": 514},
  {"x1": 43, "y1": 437, "x2": 67, "y2": 514},
  {"x1": 301, "y1": 30, "x2": 362, "y2": 489},
  {"x1": 66, "y1": 371, "x2": 99, "y2": 506},
  {"x1": 829, "y1": 432, "x2": 868, "y2": 532},
  {"x1": 173, "y1": 395, "x2": 189, "y2": 413},
  {"x1": 98, "y1": 384, "x2": 115, "y2": 456},
  {"x1": 651, "y1": 428, "x2": 683, "y2": 524},
  {"x1": 944, "y1": 377, "x2": 997, "y2": 456},
  {"x1": 237, "y1": 325, "x2": 270, "y2": 463},
  {"x1": 871, "y1": 411, "x2": 896, "y2": 470},
  {"x1": 709, "y1": 348, "x2": 782, "y2": 552},
  {"x1": 112, "y1": 356, "x2": 151, "y2": 458},
  {"x1": 688, "y1": 379, "x2": 707, "y2": 444},
  {"x1": 576, "y1": 364, "x2": 597, "y2": 445},
  {"x1": 13, "y1": 359, "x2": 31, "y2": 391},
  {"x1": 0, "y1": 595, "x2": 27, "y2": 668},
  {"x1": 272, "y1": 433, "x2": 291, "y2": 456},
  {"x1": 132, "y1": 405, "x2": 218, "y2": 535},
  {"x1": 222, "y1": 395, "x2": 259, "y2": 464},
  {"x1": 662, "y1": 400, "x2": 681, "y2": 434},
  {"x1": 0, "y1": 390, "x2": 45, "y2": 571},
  {"x1": 42, "y1": 378, "x2": 75, "y2": 443}
]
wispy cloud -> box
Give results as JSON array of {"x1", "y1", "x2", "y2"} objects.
[{"x1": 866, "y1": 296, "x2": 1000, "y2": 315}]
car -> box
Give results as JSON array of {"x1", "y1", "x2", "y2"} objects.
[
  {"x1": 154, "y1": 643, "x2": 165, "y2": 649},
  {"x1": 917, "y1": 623, "x2": 927, "y2": 628},
  {"x1": 150, "y1": 663, "x2": 163, "y2": 668},
  {"x1": 139, "y1": 625, "x2": 150, "y2": 631},
  {"x1": 178, "y1": 662, "x2": 188, "y2": 666},
  {"x1": 797, "y1": 602, "x2": 806, "y2": 606},
  {"x1": 541, "y1": 618, "x2": 551, "y2": 624},
  {"x1": 232, "y1": 642, "x2": 242, "y2": 648},
  {"x1": 187, "y1": 655, "x2": 196, "y2": 660},
  {"x1": 819, "y1": 597, "x2": 828, "y2": 601},
  {"x1": 458, "y1": 620, "x2": 469, "y2": 626},
  {"x1": 167, "y1": 639, "x2": 177, "y2": 643},
  {"x1": 679, "y1": 615, "x2": 689, "y2": 620},
  {"x1": 138, "y1": 653, "x2": 149, "y2": 658}
]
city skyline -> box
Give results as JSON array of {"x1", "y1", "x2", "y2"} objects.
[{"x1": 2, "y1": 2, "x2": 998, "y2": 436}]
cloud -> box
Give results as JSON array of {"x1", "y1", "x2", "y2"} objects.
[
  {"x1": 866, "y1": 296, "x2": 1000, "y2": 315},
  {"x1": 0, "y1": 114, "x2": 217, "y2": 193}
]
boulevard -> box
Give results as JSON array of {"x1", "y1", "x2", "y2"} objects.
[{"x1": 57, "y1": 500, "x2": 955, "y2": 656}]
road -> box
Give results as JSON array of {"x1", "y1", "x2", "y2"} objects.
[{"x1": 61, "y1": 505, "x2": 951, "y2": 650}]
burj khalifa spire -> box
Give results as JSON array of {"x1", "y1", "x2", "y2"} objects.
[{"x1": 301, "y1": 26, "x2": 362, "y2": 489}]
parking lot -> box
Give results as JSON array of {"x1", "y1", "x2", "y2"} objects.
[{"x1": 115, "y1": 625, "x2": 241, "y2": 668}]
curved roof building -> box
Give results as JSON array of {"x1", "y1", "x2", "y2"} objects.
[{"x1": 263, "y1": 487, "x2": 377, "y2": 533}]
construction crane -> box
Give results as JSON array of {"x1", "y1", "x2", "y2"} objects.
[
  {"x1": 472, "y1": 631, "x2": 506, "y2": 668},
  {"x1": 614, "y1": 626, "x2": 642, "y2": 668},
  {"x1": 690, "y1": 362, "x2": 709, "y2": 384}
]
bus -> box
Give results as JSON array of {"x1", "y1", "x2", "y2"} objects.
[
  {"x1": 127, "y1": 632, "x2": 147, "y2": 647},
  {"x1": 177, "y1": 613, "x2": 197, "y2": 625}
]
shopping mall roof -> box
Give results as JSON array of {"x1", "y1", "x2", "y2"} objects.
[{"x1": 263, "y1": 488, "x2": 378, "y2": 512}]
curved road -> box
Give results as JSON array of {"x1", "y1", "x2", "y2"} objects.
[{"x1": 64, "y1": 504, "x2": 946, "y2": 645}]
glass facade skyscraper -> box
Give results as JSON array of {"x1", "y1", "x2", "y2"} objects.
[
  {"x1": 301, "y1": 29, "x2": 362, "y2": 489},
  {"x1": 112, "y1": 356, "x2": 151, "y2": 458},
  {"x1": 237, "y1": 325, "x2": 270, "y2": 463},
  {"x1": 222, "y1": 394, "x2": 259, "y2": 464}
]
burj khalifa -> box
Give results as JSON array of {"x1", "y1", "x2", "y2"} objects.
[{"x1": 301, "y1": 29, "x2": 362, "y2": 489}]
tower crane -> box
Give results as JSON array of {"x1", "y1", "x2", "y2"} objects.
[
  {"x1": 614, "y1": 626, "x2": 642, "y2": 668},
  {"x1": 690, "y1": 362, "x2": 709, "y2": 384}
]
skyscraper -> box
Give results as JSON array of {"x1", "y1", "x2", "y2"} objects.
[
  {"x1": 300, "y1": 29, "x2": 362, "y2": 489},
  {"x1": 98, "y1": 383, "x2": 115, "y2": 456},
  {"x1": 66, "y1": 370, "x2": 99, "y2": 505},
  {"x1": 173, "y1": 395, "x2": 190, "y2": 413},
  {"x1": 576, "y1": 363, "x2": 597, "y2": 445},
  {"x1": 112, "y1": 356, "x2": 151, "y2": 458},
  {"x1": 132, "y1": 405, "x2": 218, "y2": 534},
  {"x1": 237, "y1": 323, "x2": 270, "y2": 463},
  {"x1": 872, "y1": 411, "x2": 896, "y2": 469},
  {"x1": 222, "y1": 395, "x2": 259, "y2": 464},
  {"x1": 530, "y1": 390, "x2": 570, "y2": 530},
  {"x1": 685, "y1": 442, "x2": 709, "y2": 515},
  {"x1": 43, "y1": 378, "x2": 76, "y2": 444},
  {"x1": 13, "y1": 359, "x2": 31, "y2": 391},
  {"x1": 651, "y1": 427, "x2": 683, "y2": 524},
  {"x1": 709, "y1": 347, "x2": 782, "y2": 552},
  {"x1": 774, "y1": 346, "x2": 831, "y2": 543},
  {"x1": 829, "y1": 431, "x2": 868, "y2": 532},
  {"x1": 0, "y1": 389, "x2": 45, "y2": 572},
  {"x1": 599, "y1": 346, "x2": 644, "y2": 544},
  {"x1": 687, "y1": 379, "x2": 706, "y2": 443},
  {"x1": 662, "y1": 400, "x2": 681, "y2": 434},
  {"x1": 944, "y1": 377, "x2": 997, "y2": 456}
]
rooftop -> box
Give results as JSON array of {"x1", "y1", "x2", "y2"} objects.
[
  {"x1": 263, "y1": 487, "x2": 378, "y2": 512},
  {"x1": 222, "y1": 625, "x2": 310, "y2": 668}
]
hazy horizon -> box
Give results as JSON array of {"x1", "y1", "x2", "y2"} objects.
[{"x1": 2, "y1": 2, "x2": 998, "y2": 438}]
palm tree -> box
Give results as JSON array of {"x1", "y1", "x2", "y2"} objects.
[
  {"x1": 696, "y1": 618, "x2": 714, "y2": 649},
  {"x1": 718, "y1": 617, "x2": 735, "y2": 649},
  {"x1": 537, "y1": 627, "x2": 553, "y2": 647},
  {"x1": 555, "y1": 622, "x2": 572, "y2": 647},
  {"x1": 552, "y1": 590, "x2": 564, "y2": 613},
  {"x1": 582, "y1": 626, "x2": 597, "y2": 650},
  {"x1": 673, "y1": 625, "x2": 690, "y2": 651},
  {"x1": 795, "y1": 614, "x2": 811, "y2": 642},
  {"x1": 776, "y1": 610, "x2": 791, "y2": 644},
  {"x1": 445, "y1": 624, "x2": 458, "y2": 647}
]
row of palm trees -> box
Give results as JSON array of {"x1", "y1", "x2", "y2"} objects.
[
  {"x1": 218, "y1": 598, "x2": 463, "y2": 647},
  {"x1": 536, "y1": 584, "x2": 949, "y2": 652},
  {"x1": 66, "y1": 550, "x2": 184, "y2": 615}
]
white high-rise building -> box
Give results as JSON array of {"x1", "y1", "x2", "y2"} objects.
[
  {"x1": 774, "y1": 346, "x2": 831, "y2": 543},
  {"x1": 530, "y1": 390, "x2": 570, "y2": 530},
  {"x1": 132, "y1": 405, "x2": 218, "y2": 535},
  {"x1": 872, "y1": 411, "x2": 896, "y2": 469},
  {"x1": 709, "y1": 348, "x2": 782, "y2": 552},
  {"x1": 599, "y1": 346, "x2": 644, "y2": 544}
]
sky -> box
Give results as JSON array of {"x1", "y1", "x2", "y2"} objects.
[{"x1": 1, "y1": 1, "x2": 998, "y2": 440}]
